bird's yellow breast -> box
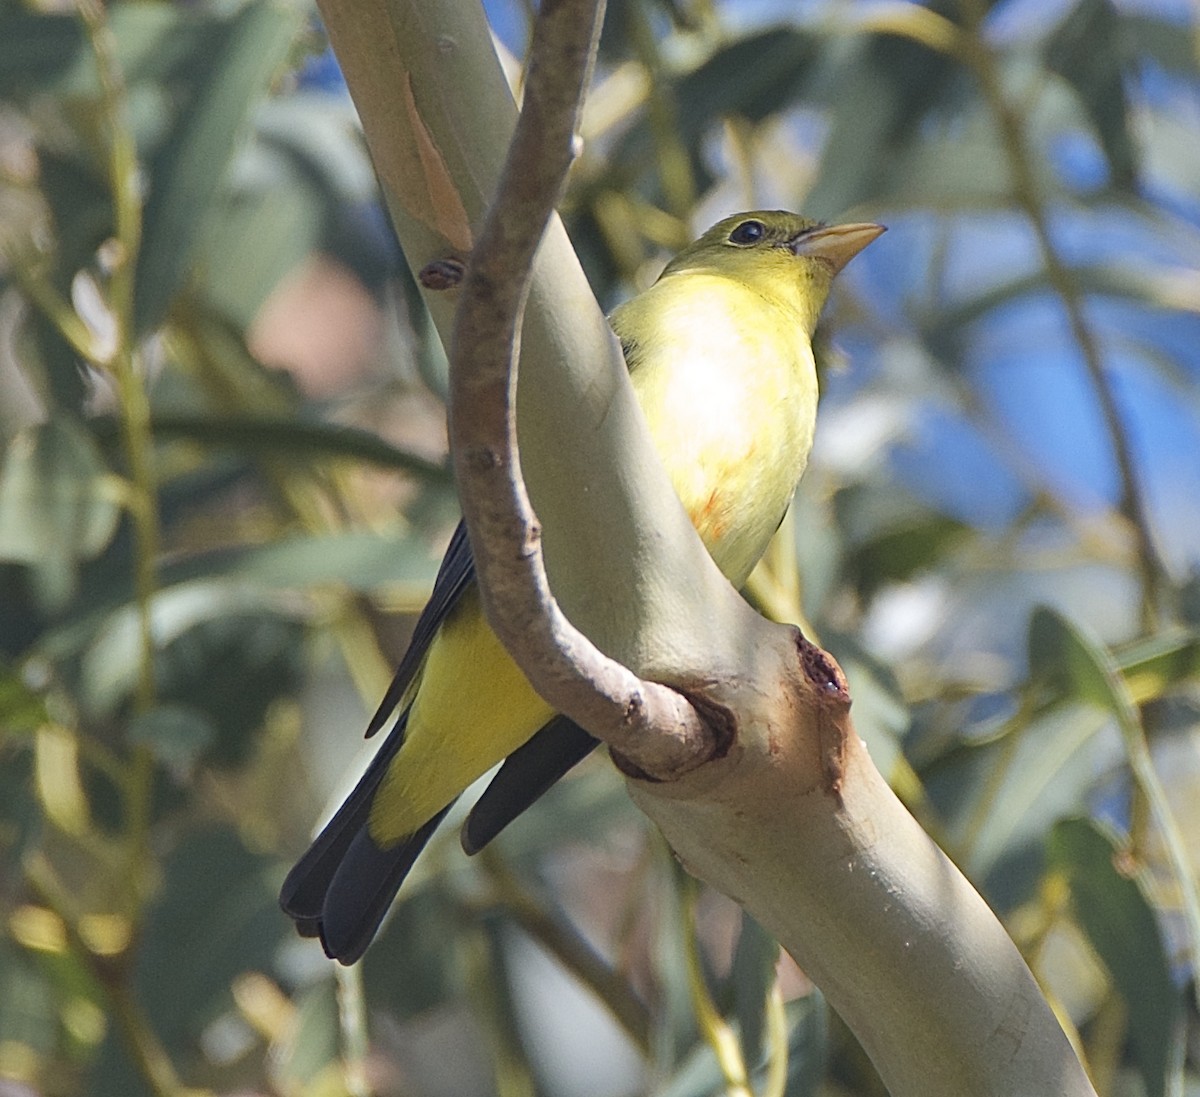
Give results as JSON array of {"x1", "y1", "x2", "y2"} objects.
[{"x1": 615, "y1": 270, "x2": 819, "y2": 585}]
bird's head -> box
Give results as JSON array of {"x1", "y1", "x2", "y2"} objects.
[{"x1": 660, "y1": 211, "x2": 885, "y2": 333}]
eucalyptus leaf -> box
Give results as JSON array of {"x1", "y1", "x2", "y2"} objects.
[
  {"x1": 88, "y1": 411, "x2": 450, "y2": 481},
  {"x1": 0, "y1": 940, "x2": 59, "y2": 1057},
  {"x1": 160, "y1": 530, "x2": 444, "y2": 595},
  {"x1": 1028, "y1": 605, "x2": 1125, "y2": 713},
  {"x1": 127, "y1": 703, "x2": 216, "y2": 777},
  {"x1": 1049, "y1": 817, "x2": 1182, "y2": 1097},
  {"x1": 607, "y1": 27, "x2": 819, "y2": 206},
  {"x1": 1046, "y1": 0, "x2": 1137, "y2": 189},
  {"x1": 0, "y1": 662, "x2": 50, "y2": 735},
  {"x1": 844, "y1": 514, "x2": 970, "y2": 600},
  {"x1": 729, "y1": 911, "x2": 779, "y2": 1068},
  {"x1": 0, "y1": 9, "x2": 84, "y2": 99},
  {"x1": 1114, "y1": 630, "x2": 1200, "y2": 705},
  {"x1": 1028, "y1": 607, "x2": 1200, "y2": 1005},
  {"x1": 804, "y1": 0, "x2": 985, "y2": 218},
  {"x1": 195, "y1": 176, "x2": 323, "y2": 329},
  {"x1": 0, "y1": 419, "x2": 119, "y2": 607},
  {"x1": 154, "y1": 612, "x2": 306, "y2": 769},
  {"x1": 1122, "y1": 13, "x2": 1200, "y2": 75},
  {"x1": 274, "y1": 982, "x2": 341, "y2": 1089},
  {"x1": 135, "y1": 825, "x2": 285, "y2": 1054},
  {"x1": 134, "y1": 2, "x2": 303, "y2": 333}
]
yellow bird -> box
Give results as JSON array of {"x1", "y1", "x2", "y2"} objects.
[{"x1": 280, "y1": 211, "x2": 884, "y2": 963}]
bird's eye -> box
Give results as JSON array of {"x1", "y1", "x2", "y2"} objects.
[{"x1": 728, "y1": 220, "x2": 766, "y2": 246}]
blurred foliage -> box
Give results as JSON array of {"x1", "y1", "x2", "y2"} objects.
[{"x1": 0, "y1": 0, "x2": 1198, "y2": 1095}]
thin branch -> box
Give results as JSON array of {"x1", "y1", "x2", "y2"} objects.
[
  {"x1": 957, "y1": 1, "x2": 1167, "y2": 631},
  {"x1": 477, "y1": 848, "x2": 653, "y2": 1056},
  {"x1": 837, "y1": 3, "x2": 1168, "y2": 630},
  {"x1": 77, "y1": 0, "x2": 158, "y2": 715},
  {"x1": 447, "y1": 0, "x2": 717, "y2": 779}
]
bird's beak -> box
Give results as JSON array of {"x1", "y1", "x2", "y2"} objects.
[{"x1": 788, "y1": 222, "x2": 886, "y2": 274}]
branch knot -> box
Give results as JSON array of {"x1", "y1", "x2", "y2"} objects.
[
  {"x1": 463, "y1": 444, "x2": 502, "y2": 473},
  {"x1": 418, "y1": 256, "x2": 466, "y2": 290}
]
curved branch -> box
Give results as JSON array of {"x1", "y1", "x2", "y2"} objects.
[{"x1": 446, "y1": 0, "x2": 716, "y2": 779}]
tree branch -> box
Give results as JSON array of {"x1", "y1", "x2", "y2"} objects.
[{"x1": 447, "y1": 0, "x2": 715, "y2": 779}]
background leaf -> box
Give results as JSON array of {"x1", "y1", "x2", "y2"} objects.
[
  {"x1": 1049, "y1": 817, "x2": 1182, "y2": 1097},
  {"x1": 133, "y1": 2, "x2": 303, "y2": 333}
]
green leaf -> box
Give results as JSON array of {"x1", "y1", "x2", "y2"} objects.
[
  {"x1": 134, "y1": 825, "x2": 284, "y2": 1054},
  {"x1": 608, "y1": 28, "x2": 820, "y2": 206},
  {"x1": 0, "y1": 662, "x2": 50, "y2": 736},
  {"x1": 1029, "y1": 607, "x2": 1200, "y2": 1012},
  {"x1": 1122, "y1": 13, "x2": 1200, "y2": 76},
  {"x1": 0, "y1": 940, "x2": 59, "y2": 1057},
  {"x1": 1114, "y1": 630, "x2": 1200, "y2": 705},
  {"x1": 127, "y1": 703, "x2": 215, "y2": 777},
  {"x1": 0, "y1": 9, "x2": 84, "y2": 99},
  {"x1": 133, "y1": 2, "x2": 303, "y2": 334},
  {"x1": 154, "y1": 612, "x2": 306, "y2": 769},
  {"x1": 673, "y1": 28, "x2": 818, "y2": 132},
  {"x1": 363, "y1": 886, "x2": 467, "y2": 1018},
  {"x1": 729, "y1": 911, "x2": 778, "y2": 1067},
  {"x1": 1049, "y1": 817, "x2": 1182, "y2": 1097},
  {"x1": 1028, "y1": 605, "x2": 1127, "y2": 715},
  {"x1": 0, "y1": 419, "x2": 119, "y2": 607},
  {"x1": 275, "y1": 982, "x2": 341, "y2": 1088},
  {"x1": 160, "y1": 530, "x2": 445, "y2": 596},
  {"x1": 844, "y1": 514, "x2": 970, "y2": 600},
  {"x1": 936, "y1": 703, "x2": 1116, "y2": 893},
  {"x1": 193, "y1": 167, "x2": 323, "y2": 329},
  {"x1": 194, "y1": 94, "x2": 382, "y2": 326},
  {"x1": 927, "y1": 262, "x2": 1194, "y2": 358},
  {"x1": 10, "y1": 4, "x2": 225, "y2": 102},
  {"x1": 88, "y1": 411, "x2": 450, "y2": 481},
  {"x1": 1046, "y1": 0, "x2": 1138, "y2": 189},
  {"x1": 804, "y1": 0, "x2": 985, "y2": 218},
  {"x1": 655, "y1": 995, "x2": 827, "y2": 1097},
  {"x1": 0, "y1": 419, "x2": 117, "y2": 563}
]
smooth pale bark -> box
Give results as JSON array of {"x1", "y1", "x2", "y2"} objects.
[{"x1": 314, "y1": 0, "x2": 1098, "y2": 1092}]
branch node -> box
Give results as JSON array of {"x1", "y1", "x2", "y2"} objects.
[
  {"x1": 622, "y1": 690, "x2": 645, "y2": 725},
  {"x1": 522, "y1": 520, "x2": 542, "y2": 557},
  {"x1": 418, "y1": 256, "x2": 466, "y2": 290},
  {"x1": 462, "y1": 444, "x2": 502, "y2": 472}
]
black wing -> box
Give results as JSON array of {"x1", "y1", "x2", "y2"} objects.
[
  {"x1": 462, "y1": 716, "x2": 599, "y2": 854},
  {"x1": 281, "y1": 519, "x2": 600, "y2": 962},
  {"x1": 365, "y1": 519, "x2": 477, "y2": 738}
]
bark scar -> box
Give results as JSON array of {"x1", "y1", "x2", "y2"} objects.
[
  {"x1": 796, "y1": 632, "x2": 851, "y2": 800},
  {"x1": 418, "y1": 256, "x2": 466, "y2": 290}
]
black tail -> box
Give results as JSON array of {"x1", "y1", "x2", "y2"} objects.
[
  {"x1": 281, "y1": 713, "x2": 598, "y2": 962},
  {"x1": 279, "y1": 713, "x2": 451, "y2": 965}
]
